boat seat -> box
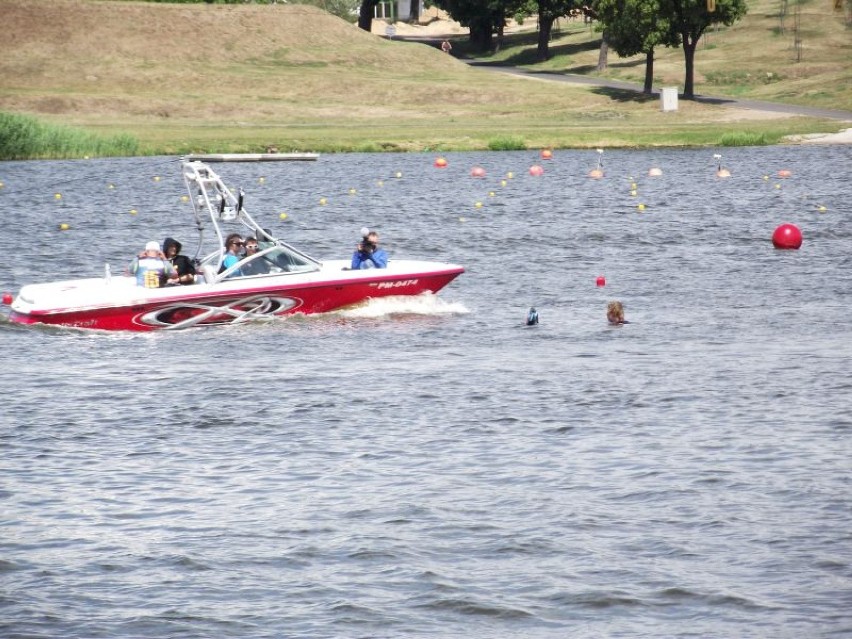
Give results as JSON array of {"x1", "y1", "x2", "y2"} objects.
[{"x1": 201, "y1": 264, "x2": 219, "y2": 283}]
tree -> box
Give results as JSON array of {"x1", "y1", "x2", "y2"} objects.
[
  {"x1": 594, "y1": 0, "x2": 679, "y2": 93},
  {"x1": 665, "y1": 0, "x2": 747, "y2": 98},
  {"x1": 433, "y1": 0, "x2": 524, "y2": 51},
  {"x1": 358, "y1": 0, "x2": 379, "y2": 32},
  {"x1": 535, "y1": 0, "x2": 578, "y2": 61}
]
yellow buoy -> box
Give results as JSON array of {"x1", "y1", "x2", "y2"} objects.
[
  {"x1": 395, "y1": 172, "x2": 402, "y2": 178},
  {"x1": 488, "y1": 191, "x2": 496, "y2": 197},
  {"x1": 349, "y1": 188, "x2": 357, "y2": 195},
  {"x1": 630, "y1": 190, "x2": 638, "y2": 197},
  {"x1": 108, "y1": 183, "x2": 115, "y2": 190},
  {"x1": 180, "y1": 195, "x2": 189, "y2": 203},
  {"x1": 319, "y1": 197, "x2": 327, "y2": 205},
  {"x1": 817, "y1": 205, "x2": 827, "y2": 212},
  {"x1": 130, "y1": 209, "x2": 138, "y2": 215},
  {"x1": 506, "y1": 172, "x2": 514, "y2": 179},
  {"x1": 763, "y1": 175, "x2": 769, "y2": 180},
  {"x1": 0, "y1": 181, "x2": 4, "y2": 189},
  {"x1": 58, "y1": 223, "x2": 70, "y2": 231},
  {"x1": 153, "y1": 176, "x2": 161, "y2": 182},
  {"x1": 631, "y1": 182, "x2": 637, "y2": 189},
  {"x1": 377, "y1": 180, "x2": 384, "y2": 187},
  {"x1": 474, "y1": 201, "x2": 483, "y2": 208},
  {"x1": 774, "y1": 183, "x2": 781, "y2": 189},
  {"x1": 279, "y1": 213, "x2": 288, "y2": 220},
  {"x1": 637, "y1": 203, "x2": 646, "y2": 211},
  {"x1": 500, "y1": 180, "x2": 507, "y2": 187},
  {"x1": 258, "y1": 177, "x2": 266, "y2": 184},
  {"x1": 54, "y1": 193, "x2": 62, "y2": 200},
  {"x1": 458, "y1": 217, "x2": 467, "y2": 222}
]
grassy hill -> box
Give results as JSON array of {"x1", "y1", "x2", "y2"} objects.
[{"x1": 0, "y1": 0, "x2": 848, "y2": 155}]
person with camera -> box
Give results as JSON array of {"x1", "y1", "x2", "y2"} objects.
[{"x1": 350, "y1": 228, "x2": 388, "y2": 269}]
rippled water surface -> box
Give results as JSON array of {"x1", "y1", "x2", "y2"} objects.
[{"x1": 1, "y1": 147, "x2": 851, "y2": 638}]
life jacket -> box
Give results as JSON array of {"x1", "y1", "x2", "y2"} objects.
[{"x1": 135, "y1": 256, "x2": 168, "y2": 288}]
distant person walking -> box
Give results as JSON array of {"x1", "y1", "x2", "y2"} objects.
[{"x1": 441, "y1": 40, "x2": 452, "y2": 54}]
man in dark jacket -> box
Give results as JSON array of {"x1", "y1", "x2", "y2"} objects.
[{"x1": 163, "y1": 238, "x2": 196, "y2": 285}]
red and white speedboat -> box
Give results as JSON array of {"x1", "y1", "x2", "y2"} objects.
[{"x1": 6, "y1": 160, "x2": 464, "y2": 331}]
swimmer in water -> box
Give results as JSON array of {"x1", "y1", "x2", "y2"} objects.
[
  {"x1": 526, "y1": 307, "x2": 539, "y2": 326},
  {"x1": 607, "y1": 301, "x2": 628, "y2": 325}
]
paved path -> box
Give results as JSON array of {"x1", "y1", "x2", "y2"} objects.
[
  {"x1": 397, "y1": 34, "x2": 852, "y2": 123},
  {"x1": 464, "y1": 61, "x2": 852, "y2": 122}
]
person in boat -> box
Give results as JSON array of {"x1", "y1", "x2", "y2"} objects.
[
  {"x1": 239, "y1": 236, "x2": 271, "y2": 276},
  {"x1": 220, "y1": 233, "x2": 244, "y2": 277},
  {"x1": 129, "y1": 241, "x2": 178, "y2": 288},
  {"x1": 351, "y1": 229, "x2": 388, "y2": 270},
  {"x1": 163, "y1": 237, "x2": 196, "y2": 285},
  {"x1": 607, "y1": 301, "x2": 629, "y2": 325}
]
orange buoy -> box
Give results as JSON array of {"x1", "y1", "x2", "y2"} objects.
[
  {"x1": 778, "y1": 169, "x2": 792, "y2": 178},
  {"x1": 470, "y1": 166, "x2": 486, "y2": 178},
  {"x1": 540, "y1": 149, "x2": 553, "y2": 160},
  {"x1": 588, "y1": 168, "x2": 604, "y2": 179},
  {"x1": 434, "y1": 157, "x2": 448, "y2": 168},
  {"x1": 529, "y1": 165, "x2": 544, "y2": 176}
]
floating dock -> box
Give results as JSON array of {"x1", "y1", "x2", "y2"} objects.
[{"x1": 185, "y1": 153, "x2": 319, "y2": 162}]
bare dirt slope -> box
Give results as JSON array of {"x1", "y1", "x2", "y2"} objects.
[{"x1": 0, "y1": 0, "x2": 460, "y2": 120}]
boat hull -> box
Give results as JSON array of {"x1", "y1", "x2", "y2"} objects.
[{"x1": 8, "y1": 261, "x2": 464, "y2": 331}]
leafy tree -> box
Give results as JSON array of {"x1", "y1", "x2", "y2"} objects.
[
  {"x1": 534, "y1": 0, "x2": 579, "y2": 61},
  {"x1": 665, "y1": 0, "x2": 747, "y2": 98},
  {"x1": 433, "y1": 0, "x2": 522, "y2": 51},
  {"x1": 594, "y1": 0, "x2": 678, "y2": 93}
]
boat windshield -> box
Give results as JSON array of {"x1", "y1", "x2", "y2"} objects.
[{"x1": 198, "y1": 243, "x2": 319, "y2": 281}]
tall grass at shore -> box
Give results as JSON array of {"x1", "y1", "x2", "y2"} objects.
[{"x1": 0, "y1": 112, "x2": 139, "y2": 160}]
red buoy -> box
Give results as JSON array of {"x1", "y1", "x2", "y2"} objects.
[
  {"x1": 434, "y1": 157, "x2": 448, "y2": 168},
  {"x1": 596, "y1": 275, "x2": 606, "y2": 287},
  {"x1": 772, "y1": 223, "x2": 802, "y2": 249},
  {"x1": 470, "y1": 166, "x2": 486, "y2": 178},
  {"x1": 529, "y1": 165, "x2": 544, "y2": 176},
  {"x1": 540, "y1": 149, "x2": 553, "y2": 160},
  {"x1": 2, "y1": 292, "x2": 13, "y2": 305}
]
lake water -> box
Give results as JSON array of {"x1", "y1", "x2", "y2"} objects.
[{"x1": 1, "y1": 147, "x2": 851, "y2": 638}]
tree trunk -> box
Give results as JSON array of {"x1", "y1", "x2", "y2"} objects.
[
  {"x1": 596, "y1": 32, "x2": 609, "y2": 71},
  {"x1": 358, "y1": 0, "x2": 378, "y2": 32},
  {"x1": 408, "y1": 0, "x2": 420, "y2": 23},
  {"x1": 682, "y1": 35, "x2": 697, "y2": 98},
  {"x1": 469, "y1": 16, "x2": 494, "y2": 52},
  {"x1": 643, "y1": 49, "x2": 654, "y2": 94},
  {"x1": 537, "y1": 16, "x2": 555, "y2": 61}
]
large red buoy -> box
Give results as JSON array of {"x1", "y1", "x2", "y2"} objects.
[
  {"x1": 595, "y1": 275, "x2": 606, "y2": 287},
  {"x1": 529, "y1": 165, "x2": 544, "y2": 176},
  {"x1": 772, "y1": 223, "x2": 802, "y2": 249},
  {"x1": 434, "y1": 157, "x2": 448, "y2": 168},
  {"x1": 470, "y1": 166, "x2": 486, "y2": 178},
  {"x1": 778, "y1": 169, "x2": 792, "y2": 178},
  {"x1": 2, "y1": 292, "x2": 13, "y2": 305},
  {"x1": 540, "y1": 149, "x2": 553, "y2": 160}
]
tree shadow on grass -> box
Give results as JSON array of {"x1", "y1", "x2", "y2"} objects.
[{"x1": 590, "y1": 87, "x2": 657, "y2": 103}]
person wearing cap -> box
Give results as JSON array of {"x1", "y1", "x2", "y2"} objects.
[
  {"x1": 351, "y1": 229, "x2": 388, "y2": 270},
  {"x1": 128, "y1": 241, "x2": 178, "y2": 288},
  {"x1": 163, "y1": 237, "x2": 196, "y2": 285}
]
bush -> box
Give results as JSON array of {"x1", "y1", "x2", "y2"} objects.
[
  {"x1": 487, "y1": 135, "x2": 526, "y2": 151},
  {"x1": 0, "y1": 111, "x2": 140, "y2": 160}
]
